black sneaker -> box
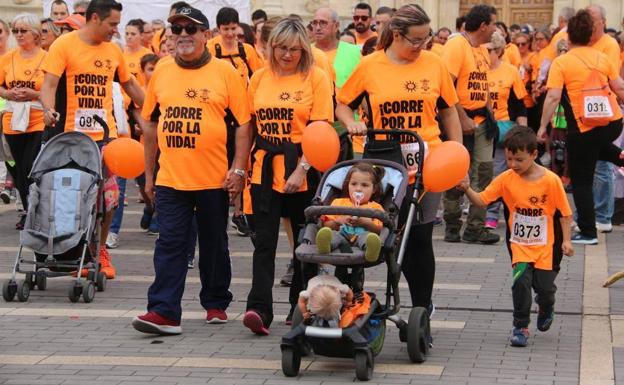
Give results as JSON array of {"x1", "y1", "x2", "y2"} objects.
[
  {"x1": 140, "y1": 207, "x2": 153, "y2": 230},
  {"x1": 537, "y1": 306, "x2": 554, "y2": 332},
  {"x1": 462, "y1": 229, "x2": 500, "y2": 244},
  {"x1": 444, "y1": 228, "x2": 461, "y2": 243},
  {"x1": 279, "y1": 261, "x2": 294, "y2": 287},
  {"x1": 231, "y1": 214, "x2": 251, "y2": 237}
]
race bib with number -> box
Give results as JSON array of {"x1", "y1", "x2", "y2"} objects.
[
  {"x1": 511, "y1": 212, "x2": 547, "y2": 246},
  {"x1": 400, "y1": 141, "x2": 428, "y2": 175},
  {"x1": 583, "y1": 95, "x2": 613, "y2": 119},
  {"x1": 75, "y1": 109, "x2": 107, "y2": 132}
]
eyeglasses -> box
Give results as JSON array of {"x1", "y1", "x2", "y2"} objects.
[
  {"x1": 516, "y1": 41, "x2": 529, "y2": 46},
  {"x1": 274, "y1": 45, "x2": 303, "y2": 55},
  {"x1": 171, "y1": 23, "x2": 200, "y2": 35},
  {"x1": 41, "y1": 29, "x2": 49, "y2": 34},
  {"x1": 11, "y1": 29, "x2": 30, "y2": 35},
  {"x1": 353, "y1": 15, "x2": 369, "y2": 22},
  {"x1": 400, "y1": 32, "x2": 432, "y2": 48},
  {"x1": 310, "y1": 19, "x2": 329, "y2": 28},
  {"x1": 236, "y1": 33, "x2": 245, "y2": 39}
]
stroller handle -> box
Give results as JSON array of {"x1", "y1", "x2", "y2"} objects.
[
  {"x1": 92, "y1": 114, "x2": 110, "y2": 143},
  {"x1": 304, "y1": 206, "x2": 393, "y2": 227}
]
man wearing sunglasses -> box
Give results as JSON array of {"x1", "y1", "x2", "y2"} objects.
[
  {"x1": 132, "y1": 6, "x2": 252, "y2": 335},
  {"x1": 353, "y1": 2, "x2": 376, "y2": 47}
]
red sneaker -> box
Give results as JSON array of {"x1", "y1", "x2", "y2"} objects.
[
  {"x1": 243, "y1": 310, "x2": 269, "y2": 336},
  {"x1": 99, "y1": 247, "x2": 116, "y2": 279},
  {"x1": 205, "y1": 309, "x2": 228, "y2": 324},
  {"x1": 132, "y1": 311, "x2": 182, "y2": 335}
]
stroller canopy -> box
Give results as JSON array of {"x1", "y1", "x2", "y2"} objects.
[{"x1": 29, "y1": 132, "x2": 102, "y2": 180}]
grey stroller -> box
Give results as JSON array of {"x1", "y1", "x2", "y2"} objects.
[{"x1": 2, "y1": 129, "x2": 108, "y2": 303}]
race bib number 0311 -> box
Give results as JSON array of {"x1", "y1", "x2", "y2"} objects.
[
  {"x1": 400, "y1": 141, "x2": 428, "y2": 175},
  {"x1": 583, "y1": 95, "x2": 613, "y2": 119},
  {"x1": 75, "y1": 109, "x2": 107, "y2": 132},
  {"x1": 511, "y1": 212, "x2": 547, "y2": 246}
]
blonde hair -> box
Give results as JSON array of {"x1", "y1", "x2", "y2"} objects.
[
  {"x1": 490, "y1": 30, "x2": 506, "y2": 50},
  {"x1": 267, "y1": 18, "x2": 313, "y2": 76},
  {"x1": 308, "y1": 285, "x2": 342, "y2": 320},
  {"x1": 377, "y1": 4, "x2": 430, "y2": 50},
  {"x1": 12, "y1": 13, "x2": 42, "y2": 43}
]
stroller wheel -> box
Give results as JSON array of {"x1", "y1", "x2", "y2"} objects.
[
  {"x1": 354, "y1": 351, "x2": 373, "y2": 381},
  {"x1": 82, "y1": 281, "x2": 95, "y2": 303},
  {"x1": 16, "y1": 280, "x2": 30, "y2": 302},
  {"x1": 407, "y1": 307, "x2": 430, "y2": 363},
  {"x1": 68, "y1": 283, "x2": 82, "y2": 303},
  {"x1": 87, "y1": 270, "x2": 96, "y2": 282},
  {"x1": 35, "y1": 272, "x2": 47, "y2": 291},
  {"x1": 24, "y1": 272, "x2": 35, "y2": 289},
  {"x1": 2, "y1": 280, "x2": 17, "y2": 302},
  {"x1": 281, "y1": 346, "x2": 301, "y2": 377},
  {"x1": 96, "y1": 272, "x2": 107, "y2": 292}
]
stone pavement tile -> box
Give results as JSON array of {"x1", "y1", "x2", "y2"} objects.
[{"x1": 2, "y1": 381, "x2": 64, "y2": 385}]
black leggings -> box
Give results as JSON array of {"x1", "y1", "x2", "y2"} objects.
[
  {"x1": 5, "y1": 131, "x2": 42, "y2": 212},
  {"x1": 567, "y1": 119, "x2": 624, "y2": 238},
  {"x1": 401, "y1": 222, "x2": 435, "y2": 309}
]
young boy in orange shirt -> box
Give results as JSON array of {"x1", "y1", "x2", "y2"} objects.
[{"x1": 458, "y1": 126, "x2": 574, "y2": 347}]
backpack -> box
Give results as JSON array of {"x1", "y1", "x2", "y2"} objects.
[
  {"x1": 214, "y1": 42, "x2": 254, "y2": 79},
  {"x1": 572, "y1": 53, "x2": 618, "y2": 132}
]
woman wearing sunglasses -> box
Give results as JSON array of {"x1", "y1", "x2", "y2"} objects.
[
  {"x1": 336, "y1": 4, "x2": 462, "y2": 344},
  {"x1": 514, "y1": 33, "x2": 537, "y2": 124},
  {"x1": 0, "y1": 13, "x2": 47, "y2": 229},
  {"x1": 39, "y1": 18, "x2": 61, "y2": 51},
  {"x1": 243, "y1": 18, "x2": 333, "y2": 336}
]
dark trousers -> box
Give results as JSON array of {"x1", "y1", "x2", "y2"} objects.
[
  {"x1": 5, "y1": 131, "x2": 42, "y2": 211},
  {"x1": 147, "y1": 186, "x2": 232, "y2": 322},
  {"x1": 246, "y1": 184, "x2": 317, "y2": 327},
  {"x1": 567, "y1": 119, "x2": 624, "y2": 238},
  {"x1": 512, "y1": 263, "x2": 557, "y2": 328},
  {"x1": 401, "y1": 222, "x2": 435, "y2": 309}
]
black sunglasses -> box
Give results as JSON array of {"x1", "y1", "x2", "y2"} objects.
[
  {"x1": 11, "y1": 29, "x2": 29, "y2": 35},
  {"x1": 171, "y1": 23, "x2": 201, "y2": 35},
  {"x1": 353, "y1": 15, "x2": 369, "y2": 22}
]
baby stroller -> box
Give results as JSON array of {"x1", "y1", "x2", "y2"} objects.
[
  {"x1": 2, "y1": 116, "x2": 110, "y2": 303},
  {"x1": 281, "y1": 130, "x2": 431, "y2": 381}
]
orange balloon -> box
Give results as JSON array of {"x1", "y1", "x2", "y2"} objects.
[
  {"x1": 103, "y1": 138, "x2": 145, "y2": 179},
  {"x1": 302, "y1": 121, "x2": 340, "y2": 172},
  {"x1": 422, "y1": 141, "x2": 469, "y2": 192}
]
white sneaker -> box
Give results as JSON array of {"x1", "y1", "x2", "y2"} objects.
[
  {"x1": 596, "y1": 222, "x2": 613, "y2": 233},
  {"x1": 540, "y1": 152, "x2": 551, "y2": 167},
  {"x1": 106, "y1": 232, "x2": 119, "y2": 249}
]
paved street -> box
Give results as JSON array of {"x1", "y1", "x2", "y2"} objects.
[{"x1": 0, "y1": 184, "x2": 622, "y2": 385}]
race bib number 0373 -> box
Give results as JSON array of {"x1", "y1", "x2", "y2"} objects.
[
  {"x1": 75, "y1": 109, "x2": 107, "y2": 132},
  {"x1": 583, "y1": 95, "x2": 613, "y2": 119},
  {"x1": 511, "y1": 212, "x2": 547, "y2": 246}
]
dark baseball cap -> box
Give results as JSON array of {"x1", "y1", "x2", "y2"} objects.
[{"x1": 168, "y1": 6, "x2": 210, "y2": 29}]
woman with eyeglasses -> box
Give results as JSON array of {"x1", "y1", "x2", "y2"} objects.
[
  {"x1": 243, "y1": 18, "x2": 333, "y2": 336},
  {"x1": 0, "y1": 13, "x2": 47, "y2": 229},
  {"x1": 39, "y1": 18, "x2": 61, "y2": 51},
  {"x1": 336, "y1": 4, "x2": 462, "y2": 334}
]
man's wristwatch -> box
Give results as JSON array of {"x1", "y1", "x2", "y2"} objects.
[
  {"x1": 299, "y1": 161, "x2": 311, "y2": 171},
  {"x1": 233, "y1": 168, "x2": 246, "y2": 177}
]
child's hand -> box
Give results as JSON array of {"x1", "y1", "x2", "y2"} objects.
[
  {"x1": 303, "y1": 311, "x2": 311, "y2": 320},
  {"x1": 562, "y1": 241, "x2": 574, "y2": 257},
  {"x1": 456, "y1": 175, "x2": 470, "y2": 192}
]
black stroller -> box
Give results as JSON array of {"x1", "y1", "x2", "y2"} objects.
[
  {"x1": 2, "y1": 116, "x2": 111, "y2": 303},
  {"x1": 281, "y1": 130, "x2": 431, "y2": 381}
]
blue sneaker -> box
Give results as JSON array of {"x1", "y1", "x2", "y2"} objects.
[
  {"x1": 140, "y1": 207, "x2": 153, "y2": 230},
  {"x1": 571, "y1": 233, "x2": 597, "y2": 245},
  {"x1": 510, "y1": 327, "x2": 529, "y2": 347},
  {"x1": 148, "y1": 214, "x2": 159, "y2": 235},
  {"x1": 537, "y1": 307, "x2": 554, "y2": 332}
]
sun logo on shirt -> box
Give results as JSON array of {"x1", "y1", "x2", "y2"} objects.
[
  {"x1": 279, "y1": 92, "x2": 291, "y2": 101},
  {"x1": 94, "y1": 60, "x2": 103, "y2": 68},
  {"x1": 185, "y1": 88, "x2": 198, "y2": 100},
  {"x1": 24, "y1": 69, "x2": 32, "y2": 76},
  {"x1": 404, "y1": 81, "x2": 417, "y2": 92}
]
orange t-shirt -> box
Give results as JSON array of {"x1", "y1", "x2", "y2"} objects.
[
  {"x1": 207, "y1": 35, "x2": 263, "y2": 85},
  {"x1": 488, "y1": 62, "x2": 528, "y2": 121},
  {"x1": 479, "y1": 167, "x2": 572, "y2": 270},
  {"x1": 548, "y1": 29, "x2": 568, "y2": 58},
  {"x1": 502, "y1": 43, "x2": 521, "y2": 68},
  {"x1": 441, "y1": 34, "x2": 490, "y2": 124},
  {"x1": 249, "y1": 67, "x2": 334, "y2": 193},
  {"x1": 42, "y1": 31, "x2": 132, "y2": 141},
  {"x1": 337, "y1": 49, "x2": 459, "y2": 146},
  {"x1": 141, "y1": 57, "x2": 251, "y2": 190},
  {"x1": 322, "y1": 197, "x2": 384, "y2": 228},
  {"x1": 531, "y1": 47, "x2": 552, "y2": 83},
  {"x1": 124, "y1": 46, "x2": 152, "y2": 87},
  {"x1": 430, "y1": 43, "x2": 444, "y2": 57},
  {"x1": 591, "y1": 34, "x2": 622, "y2": 73},
  {"x1": 519, "y1": 52, "x2": 536, "y2": 108},
  {"x1": 312, "y1": 46, "x2": 336, "y2": 84},
  {"x1": 356, "y1": 32, "x2": 377, "y2": 47},
  {"x1": 0, "y1": 48, "x2": 46, "y2": 135},
  {"x1": 546, "y1": 47, "x2": 623, "y2": 131}
]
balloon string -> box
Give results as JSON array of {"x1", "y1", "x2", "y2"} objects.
[{"x1": 417, "y1": 190, "x2": 427, "y2": 204}]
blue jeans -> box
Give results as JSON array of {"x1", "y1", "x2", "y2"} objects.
[
  {"x1": 486, "y1": 148, "x2": 508, "y2": 222},
  {"x1": 110, "y1": 177, "x2": 126, "y2": 234},
  {"x1": 147, "y1": 186, "x2": 232, "y2": 322},
  {"x1": 593, "y1": 160, "x2": 614, "y2": 224}
]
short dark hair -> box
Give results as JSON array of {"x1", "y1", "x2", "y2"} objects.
[
  {"x1": 509, "y1": 23, "x2": 521, "y2": 31},
  {"x1": 495, "y1": 21, "x2": 510, "y2": 43},
  {"x1": 568, "y1": 9, "x2": 593, "y2": 46},
  {"x1": 127, "y1": 18, "x2": 145, "y2": 33},
  {"x1": 354, "y1": 3, "x2": 373, "y2": 17},
  {"x1": 86, "y1": 0, "x2": 122, "y2": 22},
  {"x1": 375, "y1": 6, "x2": 394, "y2": 16},
  {"x1": 455, "y1": 15, "x2": 466, "y2": 31},
  {"x1": 437, "y1": 27, "x2": 451, "y2": 35},
  {"x1": 52, "y1": 0, "x2": 69, "y2": 9},
  {"x1": 170, "y1": 2, "x2": 190, "y2": 12},
  {"x1": 216, "y1": 7, "x2": 239, "y2": 27},
  {"x1": 140, "y1": 53, "x2": 159, "y2": 71},
  {"x1": 251, "y1": 9, "x2": 267, "y2": 22},
  {"x1": 464, "y1": 5, "x2": 496, "y2": 32},
  {"x1": 503, "y1": 125, "x2": 538, "y2": 154}
]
